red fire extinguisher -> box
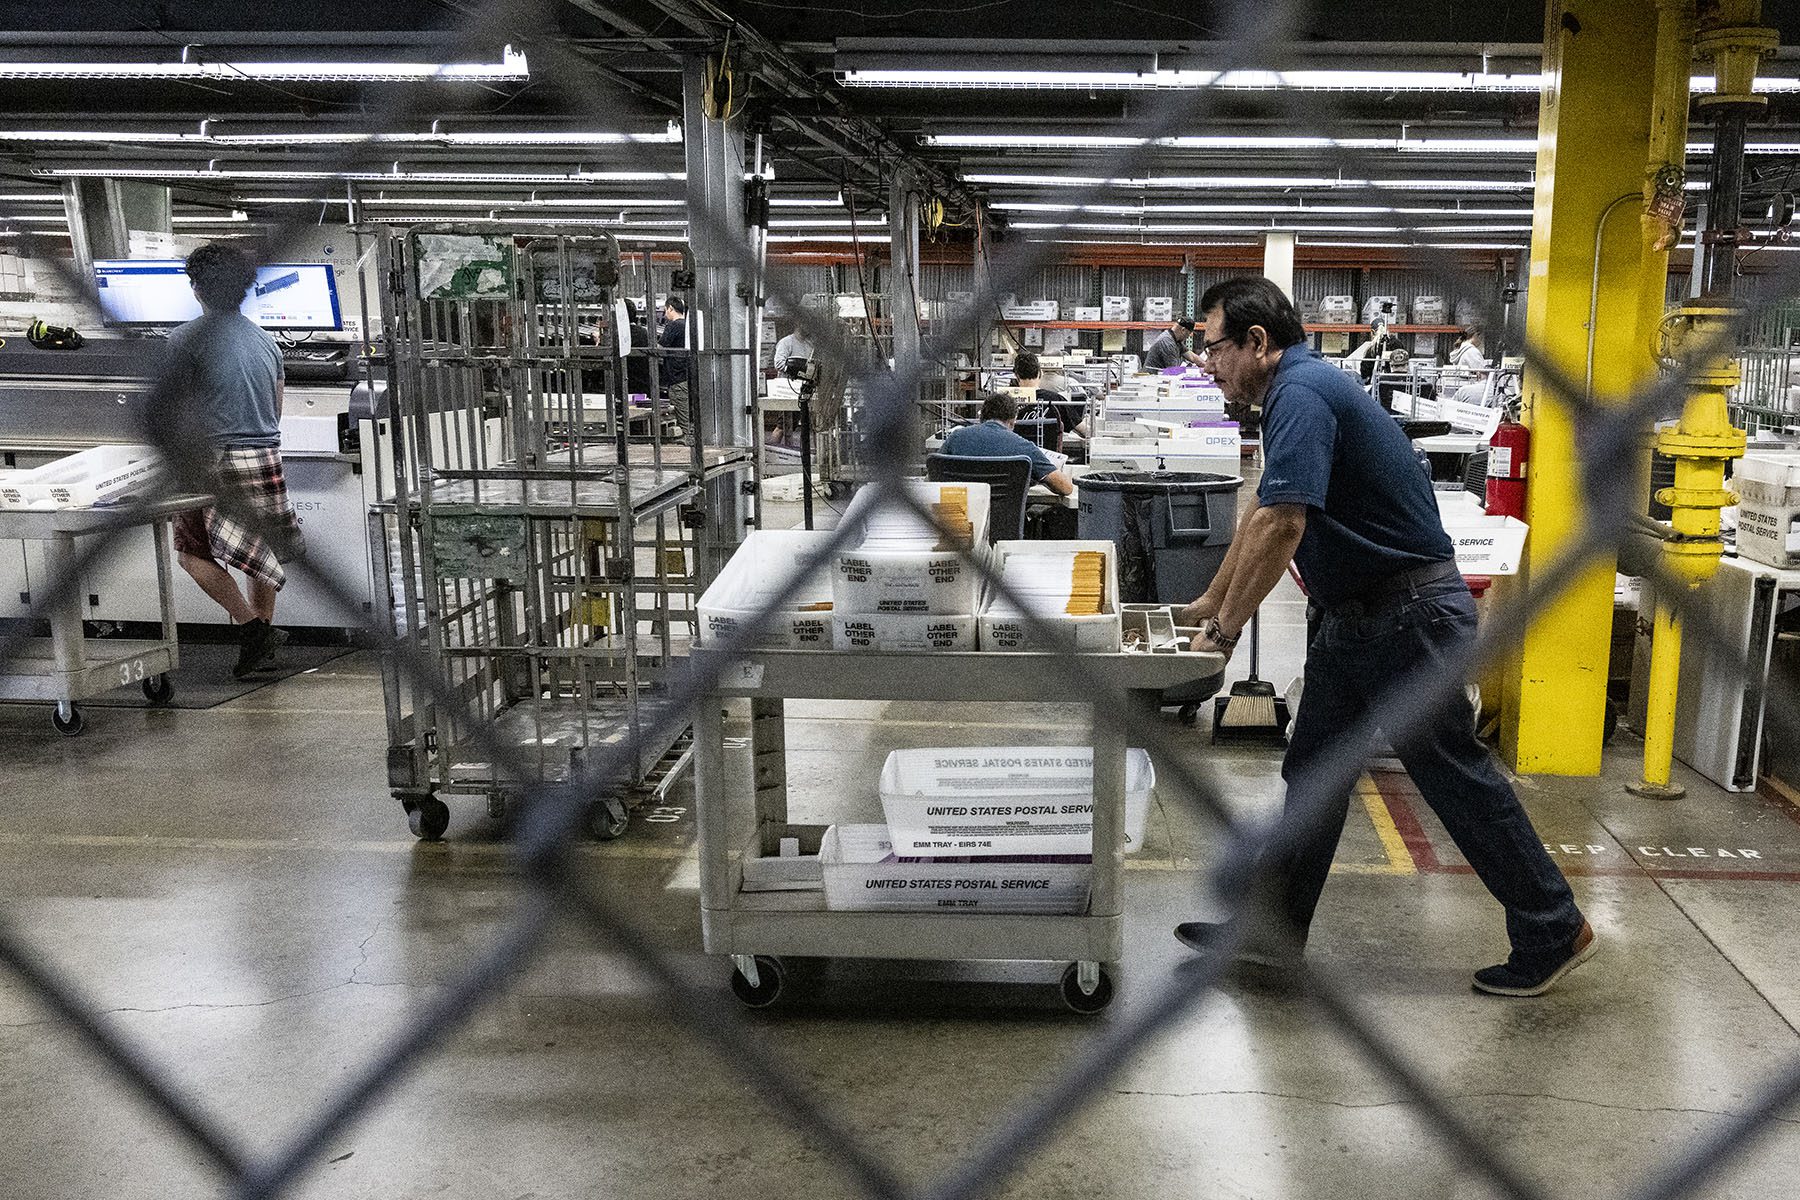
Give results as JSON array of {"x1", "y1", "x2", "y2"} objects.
[{"x1": 1486, "y1": 421, "x2": 1530, "y2": 518}]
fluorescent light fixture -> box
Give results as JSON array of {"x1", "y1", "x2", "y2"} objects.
[
  {"x1": 843, "y1": 68, "x2": 1545, "y2": 92},
  {"x1": 990, "y1": 201, "x2": 1533, "y2": 216},
  {"x1": 0, "y1": 46, "x2": 529, "y2": 82},
  {"x1": 767, "y1": 217, "x2": 886, "y2": 228},
  {"x1": 847, "y1": 67, "x2": 1797, "y2": 95},
  {"x1": 766, "y1": 234, "x2": 892, "y2": 243},
  {"x1": 172, "y1": 211, "x2": 249, "y2": 223},
  {"x1": 366, "y1": 215, "x2": 687, "y2": 229},
  {"x1": 965, "y1": 171, "x2": 1534, "y2": 192},
  {"x1": 928, "y1": 133, "x2": 1395, "y2": 150},
  {"x1": 1009, "y1": 221, "x2": 1405, "y2": 233},
  {"x1": 18, "y1": 123, "x2": 679, "y2": 147},
  {"x1": 35, "y1": 167, "x2": 685, "y2": 183}
]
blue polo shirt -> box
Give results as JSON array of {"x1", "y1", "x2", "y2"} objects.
[
  {"x1": 942, "y1": 420, "x2": 1058, "y2": 481},
  {"x1": 1258, "y1": 344, "x2": 1453, "y2": 607}
]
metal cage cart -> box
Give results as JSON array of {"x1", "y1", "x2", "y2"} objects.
[
  {"x1": 370, "y1": 226, "x2": 744, "y2": 841},
  {"x1": 690, "y1": 647, "x2": 1223, "y2": 1013}
]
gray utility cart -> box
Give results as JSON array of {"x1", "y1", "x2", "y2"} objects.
[
  {"x1": 0, "y1": 496, "x2": 206, "y2": 735},
  {"x1": 691, "y1": 647, "x2": 1225, "y2": 1013}
]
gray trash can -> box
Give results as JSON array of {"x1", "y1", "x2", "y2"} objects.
[{"x1": 1077, "y1": 471, "x2": 1242, "y2": 604}]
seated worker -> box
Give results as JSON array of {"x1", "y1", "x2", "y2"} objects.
[
  {"x1": 1012, "y1": 351, "x2": 1090, "y2": 442},
  {"x1": 942, "y1": 390, "x2": 1075, "y2": 497},
  {"x1": 1143, "y1": 316, "x2": 1204, "y2": 370}
]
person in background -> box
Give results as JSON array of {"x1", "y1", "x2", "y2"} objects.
[
  {"x1": 1448, "y1": 326, "x2": 1489, "y2": 372},
  {"x1": 942, "y1": 391, "x2": 1075, "y2": 497},
  {"x1": 1143, "y1": 316, "x2": 1204, "y2": 370},
  {"x1": 622, "y1": 298, "x2": 652, "y2": 398},
  {"x1": 161, "y1": 243, "x2": 305, "y2": 679},
  {"x1": 771, "y1": 322, "x2": 815, "y2": 374},
  {"x1": 1173, "y1": 275, "x2": 1592, "y2": 998},
  {"x1": 659, "y1": 296, "x2": 691, "y2": 408},
  {"x1": 1012, "y1": 351, "x2": 1090, "y2": 441}
]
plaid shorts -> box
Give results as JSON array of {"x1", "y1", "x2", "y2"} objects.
[{"x1": 173, "y1": 446, "x2": 304, "y2": 591}]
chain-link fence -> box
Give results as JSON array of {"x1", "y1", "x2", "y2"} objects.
[{"x1": 3, "y1": 2, "x2": 1800, "y2": 1198}]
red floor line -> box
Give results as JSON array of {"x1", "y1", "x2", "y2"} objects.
[{"x1": 1370, "y1": 779, "x2": 1442, "y2": 871}]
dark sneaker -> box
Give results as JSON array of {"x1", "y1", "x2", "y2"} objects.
[
  {"x1": 1472, "y1": 921, "x2": 1597, "y2": 997},
  {"x1": 233, "y1": 619, "x2": 279, "y2": 680},
  {"x1": 262, "y1": 626, "x2": 290, "y2": 666},
  {"x1": 1174, "y1": 920, "x2": 1305, "y2": 973}
]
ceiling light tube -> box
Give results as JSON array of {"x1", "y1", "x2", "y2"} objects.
[
  {"x1": 34, "y1": 167, "x2": 686, "y2": 183},
  {"x1": 0, "y1": 46, "x2": 529, "y2": 82},
  {"x1": 846, "y1": 68, "x2": 1796, "y2": 95}
]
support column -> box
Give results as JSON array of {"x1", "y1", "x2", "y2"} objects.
[
  {"x1": 1262, "y1": 231, "x2": 1296, "y2": 300},
  {"x1": 682, "y1": 55, "x2": 753, "y2": 583},
  {"x1": 887, "y1": 170, "x2": 922, "y2": 369},
  {"x1": 1500, "y1": 0, "x2": 1669, "y2": 775}
]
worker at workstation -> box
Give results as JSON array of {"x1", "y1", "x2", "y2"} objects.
[
  {"x1": 1447, "y1": 326, "x2": 1489, "y2": 372},
  {"x1": 160, "y1": 243, "x2": 305, "y2": 680},
  {"x1": 941, "y1": 391, "x2": 1075, "y2": 497},
  {"x1": 1012, "y1": 351, "x2": 1090, "y2": 441},
  {"x1": 1173, "y1": 276, "x2": 1593, "y2": 998},
  {"x1": 1142, "y1": 316, "x2": 1204, "y2": 370},
  {"x1": 659, "y1": 296, "x2": 691, "y2": 407}
]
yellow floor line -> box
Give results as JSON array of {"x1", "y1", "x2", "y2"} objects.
[{"x1": 1357, "y1": 774, "x2": 1418, "y2": 876}]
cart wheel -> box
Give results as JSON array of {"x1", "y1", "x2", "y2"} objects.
[
  {"x1": 1177, "y1": 704, "x2": 1200, "y2": 726},
  {"x1": 141, "y1": 674, "x2": 174, "y2": 705},
  {"x1": 1060, "y1": 963, "x2": 1115, "y2": 1015},
  {"x1": 51, "y1": 704, "x2": 85, "y2": 737},
  {"x1": 730, "y1": 955, "x2": 785, "y2": 1008},
  {"x1": 588, "y1": 798, "x2": 629, "y2": 841},
  {"x1": 406, "y1": 796, "x2": 450, "y2": 841}
]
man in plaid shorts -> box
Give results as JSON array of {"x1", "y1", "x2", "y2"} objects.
[{"x1": 164, "y1": 244, "x2": 304, "y2": 679}]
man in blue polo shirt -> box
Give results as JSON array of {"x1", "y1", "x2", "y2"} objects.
[
  {"x1": 942, "y1": 391, "x2": 1075, "y2": 497},
  {"x1": 1173, "y1": 276, "x2": 1592, "y2": 998}
]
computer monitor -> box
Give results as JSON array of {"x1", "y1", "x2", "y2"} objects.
[{"x1": 92, "y1": 259, "x2": 343, "y2": 331}]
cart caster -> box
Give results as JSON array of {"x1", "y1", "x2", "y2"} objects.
[
  {"x1": 588, "y1": 798, "x2": 629, "y2": 841},
  {"x1": 51, "y1": 703, "x2": 85, "y2": 737},
  {"x1": 405, "y1": 795, "x2": 450, "y2": 841},
  {"x1": 141, "y1": 674, "x2": 174, "y2": 705},
  {"x1": 1060, "y1": 962, "x2": 1115, "y2": 1015},
  {"x1": 730, "y1": 954, "x2": 785, "y2": 1008},
  {"x1": 1177, "y1": 704, "x2": 1200, "y2": 726}
]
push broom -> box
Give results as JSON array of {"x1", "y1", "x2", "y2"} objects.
[{"x1": 1212, "y1": 608, "x2": 1291, "y2": 742}]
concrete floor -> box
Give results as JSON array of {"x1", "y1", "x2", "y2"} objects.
[{"x1": 3, "y1": 488, "x2": 1799, "y2": 1197}]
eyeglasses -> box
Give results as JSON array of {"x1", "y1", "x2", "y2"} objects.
[{"x1": 1197, "y1": 334, "x2": 1234, "y2": 359}]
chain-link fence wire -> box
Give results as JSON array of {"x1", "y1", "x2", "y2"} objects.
[{"x1": 2, "y1": 2, "x2": 1800, "y2": 1198}]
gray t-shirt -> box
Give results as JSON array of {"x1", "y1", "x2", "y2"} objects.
[
  {"x1": 1142, "y1": 331, "x2": 1188, "y2": 370},
  {"x1": 165, "y1": 311, "x2": 283, "y2": 447}
]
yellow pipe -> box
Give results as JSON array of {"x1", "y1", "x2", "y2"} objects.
[{"x1": 1640, "y1": 600, "x2": 1683, "y2": 791}]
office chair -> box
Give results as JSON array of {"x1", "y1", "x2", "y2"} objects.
[
  {"x1": 925, "y1": 453, "x2": 1033, "y2": 542},
  {"x1": 1014, "y1": 416, "x2": 1062, "y2": 452}
]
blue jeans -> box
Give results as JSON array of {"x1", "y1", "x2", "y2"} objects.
[{"x1": 1275, "y1": 575, "x2": 1584, "y2": 955}]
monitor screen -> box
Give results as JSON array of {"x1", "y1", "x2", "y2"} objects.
[{"x1": 92, "y1": 259, "x2": 343, "y2": 331}]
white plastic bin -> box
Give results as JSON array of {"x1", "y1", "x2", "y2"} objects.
[
  {"x1": 820, "y1": 824, "x2": 1092, "y2": 914},
  {"x1": 832, "y1": 480, "x2": 991, "y2": 615},
  {"x1": 0, "y1": 444, "x2": 163, "y2": 510},
  {"x1": 878, "y1": 746, "x2": 1154, "y2": 855},
  {"x1": 979, "y1": 540, "x2": 1123, "y2": 652},
  {"x1": 1734, "y1": 452, "x2": 1800, "y2": 568},
  {"x1": 831, "y1": 612, "x2": 978, "y2": 652},
  {"x1": 696, "y1": 529, "x2": 836, "y2": 649}
]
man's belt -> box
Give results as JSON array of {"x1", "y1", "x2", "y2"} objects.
[{"x1": 1334, "y1": 559, "x2": 1463, "y2": 612}]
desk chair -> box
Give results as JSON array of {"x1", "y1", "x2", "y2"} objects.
[{"x1": 925, "y1": 453, "x2": 1032, "y2": 542}]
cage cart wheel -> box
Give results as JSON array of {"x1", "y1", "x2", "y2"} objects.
[
  {"x1": 141, "y1": 674, "x2": 174, "y2": 705},
  {"x1": 588, "y1": 798, "x2": 629, "y2": 841},
  {"x1": 1177, "y1": 704, "x2": 1201, "y2": 726},
  {"x1": 51, "y1": 703, "x2": 85, "y2": 737},
  {"x1": 1060, "y1": 962, "x2": 1115, "y2": 1015},
  {"x1": 405, "y1": 795, "x2": 451, "y2": 842},
  {"x1": 730, "y1": 955, "x2": 785, "y2": 1008}
]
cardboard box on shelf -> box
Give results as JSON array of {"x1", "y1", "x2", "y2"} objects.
[
  {"x1": 1142, "y1": 296, "x2": 1175, "y2": 322},
  {"x1": 1734, "y1": 451, "x2": 1800, "y2": 568},
  {"x1": 1101, "y1": 295, "x2": 1132, "y2": 321},
  {"x1": 979, "y1": 539, "x2": 1122, "y2": 652},
  {"x1": 1072, "y1": 305, "x2": 1102, "y2": 321},
  {"x1": 878, "y1": 746, "x2": 1155, "y2": 856}
]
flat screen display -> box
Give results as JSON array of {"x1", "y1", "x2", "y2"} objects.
[{"x1": 93, "y1": 259, "x2": 343, "y2": 331}]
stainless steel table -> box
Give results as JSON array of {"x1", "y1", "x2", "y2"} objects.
[{"x1": 0, "y1": 495, "x2": 209, "y2": 735}]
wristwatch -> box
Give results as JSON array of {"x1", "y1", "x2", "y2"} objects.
[{"x1": 1200, "y1": 617, "x2": 1240, "y2": 650}]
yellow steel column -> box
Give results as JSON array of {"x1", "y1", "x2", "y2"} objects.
[{"x1": 1500, "y1": 1, "x2": 1667, "y2": 774}]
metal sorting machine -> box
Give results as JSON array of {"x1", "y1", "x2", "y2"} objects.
[
  {"x1": 0, "y1": 338, "x2": 377, "y2": 629},
  {"x1": 690, "y1": 647, "x2": 1224, "y2": 1013},
  {"x1": 368, "y1": 227, "x2": 754, "y2": 841}
]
